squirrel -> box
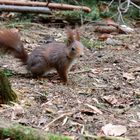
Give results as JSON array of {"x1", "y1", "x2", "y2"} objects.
[{"x1": 0, "y1": 28, "x2": 84, "y2": 83}]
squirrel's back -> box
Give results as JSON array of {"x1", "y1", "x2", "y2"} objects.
[{"x1": 27, "y1": 42, "x2": 69, "y2": 75}]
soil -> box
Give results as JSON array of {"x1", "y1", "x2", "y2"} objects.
[{"x1": 0, "y1": 22, "x2": 140, "y2": 140}]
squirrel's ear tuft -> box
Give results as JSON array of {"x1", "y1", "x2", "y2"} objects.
[
  {"x1": 66, "y1": 27, "x2": 74, "y2": 46},
  {"x1": 75, "y1": 28, "x2": 80, "y2": 41}
]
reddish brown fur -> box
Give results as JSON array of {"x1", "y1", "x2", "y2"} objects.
[
  {"x1": 0, "y1": 28, "x2": 84, "y2": 83},
  {"x1": 0, "y1": 29, "x2": 28, "y2": 63},
  {"x1": 0, "y1": 29, "x2": 20, "y2": 48}
]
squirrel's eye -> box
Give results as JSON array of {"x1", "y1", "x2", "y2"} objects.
[{"x1": 72, "y1": 47, "x2": 75, "y2": 51}]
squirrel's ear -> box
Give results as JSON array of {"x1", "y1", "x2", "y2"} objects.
[
  {"x1": 75, "y1": 28, "x2": 80, "y2": 41},
  {"x1": 66, "y1": 27, "x2": 74, "y2": 46}
]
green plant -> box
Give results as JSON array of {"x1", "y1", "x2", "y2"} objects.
[
  {"x1": 124, "y1": 6, "x2": 139, "y2": 20},
  {"x1": 1, "y1": 124, "x2": 72, "y2": 140},
  {"x1": 48, "y1": 134, "x2": 71, "y2": 140},
  {"x1": 82, "y1": 37, "x2": 105, "y2": 50},
  {"x1": 3, "y1": 69, "x2": 13, "y2": 77}
]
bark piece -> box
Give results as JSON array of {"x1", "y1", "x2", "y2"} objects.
[{"x1": 0, "y1": 1, "x2": 91, "y2": 13}]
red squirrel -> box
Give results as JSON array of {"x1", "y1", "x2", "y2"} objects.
[{"x1": 0, "y1": 28, "x2": 84, "y2": 83}]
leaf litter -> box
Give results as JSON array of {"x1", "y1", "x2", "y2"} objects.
[{"x1": 0, "y1": 23, "x2": 140, "y2": 139}]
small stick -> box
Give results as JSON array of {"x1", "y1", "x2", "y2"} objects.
[
  {"x1": 43, "y1": 111, "x2": 76, "y2": 131},
  {"x1": 69, "y1": 69, "x2": 91, "y2": 74},
  {"x1": 32, "y1": 90, "x2": 47, "y2": 97}
]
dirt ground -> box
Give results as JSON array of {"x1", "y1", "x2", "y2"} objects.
[{"x1": 0, "y1": 23, "x2": 140, "y2": 140}]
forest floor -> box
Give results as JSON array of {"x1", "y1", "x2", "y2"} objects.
[{"x1": 0, "y1": 22, "x2": 140, "y2": 140}]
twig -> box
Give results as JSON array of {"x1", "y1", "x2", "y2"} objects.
[
  {"x1": 81, "y1": 125, "x2": 85, "y2": 135},
  {"x1": 85, "y1": 103, "x2": 103, "y2": 115},
  {"x1": 43, "y1": 111, "x2": 76, "y2": 131},
  {"x1": 117, "y1": 6, "x2": 125, "y2": 24},
  {"x1": 69, "y1": 69, "x2": 91, "y2": 74},
  {"x1": 108, "y1": 0, "x2": 115, "y2": 7},
  {"x1": 120, "y1": 0, "x2": 130, "y2": 13},
  {"x1": 131, "y1": 1, "x2": 140, "y2": 9},
  {"x1": 32, "y1": 90, "x2": 47, "y2": 97}
]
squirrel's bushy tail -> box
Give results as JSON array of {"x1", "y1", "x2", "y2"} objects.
[{"x1": 0, "y1": 29, "x2": 28, "y2": 63}]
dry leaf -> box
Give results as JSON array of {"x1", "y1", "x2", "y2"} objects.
[
  {"x1": 23, "y1": 37, "x2": 31, "y2": 43},
  {"x1": 0, "y1": 12, "x2": 15, "y2": 18},
  {"x1": 120, "y1": 25, "x2": 134, "y2": 34},
  {"x1": 103, "y1": 95, "x2": 118, "y2": 105},
  {"x1": 44, "y1": 107, "x2": 56, "y2": 114},
  {"x1": 78, "y1": 88, "x2": 93, "y2": 94},
  {"x1": 88, "y1": 68, "x2": 101, "y2": 78},
  {"x1": 85, "y1": 104, "x2": 103, "y2": 115},
  {"x1": 98, "y1": 34, "x2": 113, "y2": 41},
  {"x1": 123, "y1": 72, "x2": 135, "y2": 80},
  {"x1": 11, "y1": 103, "x2": 24, "y2": 120},
  {"x1": 103, "y1": 68, "x2": 112, "y2": 71},
  {"x1": 91, "y1": 68, "x2": 101, "y2": 74},
  {"x1": 92, "y1": 98, "x2": 99, "y2": 104},
  {"x1": 88, "y1": 73, "x2": 95, "y2": 78},
  {"x1": 106, "y1": 38, "x2": 122, "y2": 46},
  {"x1": 134, "y1": 89, "x2": 140, "y2": 97},
  {"x1": 102, "y1": 123, "x2": 127, "y2": 136}
]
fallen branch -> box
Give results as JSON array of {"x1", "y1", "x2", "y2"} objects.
[
  {"x1": 0, "y1": 5, "x2": 51, "y2": 14},
  {"x1": 0, "y1": 0, "x2": 91, "y2": 13}
]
